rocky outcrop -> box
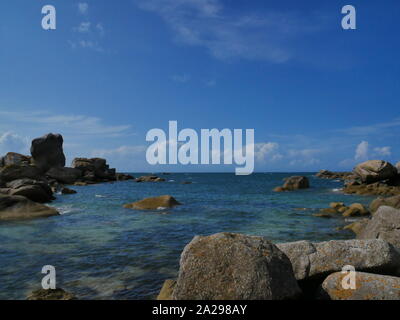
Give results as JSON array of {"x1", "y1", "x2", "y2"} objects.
[
  {"x1": 116, "y1": 173, "x2": 135, "y2": 181},
  {"x1": 343, "y1": 219, "x2": 370, "y2": 236},
  {"x1": 27, "y1": 288, "x2": 76, "y2": 300},
  {"x1": 314, "y1": 202, "x2": 369, "y2": 218},
  {"x1": 46, "y1": 167, "x2": 82, "y2": 185},
  {"x1": 31, "y1": 133, "x2": 66, "y2": 172},
  {"x1": 135, "y1": 175, "x2": 166, "y2": 183},
  {"x1": 6, "y1": 179, "x2": 54, "y2": 203},
  {"x1": 342, "y1": 203, "x2": 369, "y2": 217},
  {"x1": 1, "y1": 152, "x2": 32, "y2": 167},
  {"x1": 274, "y1": 176, "x2": 310, "y2": 192},
  {"x1": 344, "y1": 183, "x2": 400, "y2": 196},
  {"x1": 0, "y1": 194, "x2": 59, "y2": 221},
  {"x1": 319, "y1": 272, "x2": 400, "y2": 300},
  {"x1": 157, "y1": 280, "x2": 176, "y2": 300},
  {"x1": 354, "y1": 160, "x2": 398, "y2": 184},
  {"x1": 72, "y1": 158, "x2": 116, "y2": 182},
  {"x1": 61, "y1": 187, "x2": 77, "y2": 195},
  {"x1": 370, "y1": 195, "x2": 400, "y2": 213},
  {"x1": 276, "y1": 239, "x2": 400, "y2": 281},
  {"x1": 316, "y1": 170, "x2": 353, "y2": 180},
  {"x1": 0, "y1": 164, "x2": 44, "y2": 184},
  {"x1": 357, "y1": 206, "x2": 400, "y2": 248},
  {"x1": 172, "y1": 233, "x2": 301, "y2": 300},
  {"x1": 124, "y1": 195, "x2": 181, "y2": 210}
]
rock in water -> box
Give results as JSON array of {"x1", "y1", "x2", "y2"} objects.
[
  {"x1": 135, "y1": 175, "x2": 165, "y2": 182},
  {"x1": 276, "y1": 239, "x2": 400, "y2": 281},
  {"x1": 274, "y1": 176, "x2": 310, "y2": 192},
  {"x1": 46, "y1": 167, "x2": 82, "y2": 184},
  {"x1": 370, "y1": 195, "x2": 400, "y2": 213},
  {"x1": 357, "y1": 206, "x2": 400, "y2": 248},
  {"x1": 343, "y1": 219, "x2": 370, "y2": 236},
  {"x1": 0, "y1": 165, "x2": 43, "y2": 183},
  {"x1": 124, "y1": 195, "x2": 181, "y2": 210},
  {"x1": 157, "y1": 280, "x2": 176, "y2": 300},
  {"x1": 7, "y1": 178, "x2": 54, "y2": 203},
  {"x1": 27, "y1": 288, "x2": 76, "y2": 300},
  {"x1": 342, "y1": 203, "x2": 370, "y2": 217},
  {"x1": 354, "y1": 160, "x2": 398, "y2": 184},
  {"x1": 172, "y1": 233, "x2": 301, "y2": 300},
  {"x1": 319, "y1": 272, "x2": 400, "y2": 300},
  {"x1": 0, "y1": 194, "x2": 59, "y2": 221},
  {"x1": 31, "y1": 133, "x2": 66, "y2": 172}
]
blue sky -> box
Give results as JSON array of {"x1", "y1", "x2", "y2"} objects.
[{"x1": 0, "y1": 0, "x2": 399, "y2": 172}]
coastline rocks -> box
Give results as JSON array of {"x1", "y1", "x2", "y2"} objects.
[
  {"x1": 274, "y1": 176, "x2": 310, "y2": 192},
  {"x1": 276, "y1": 239, "x2": 400, "y2": 281},
  {"x1": 357, "y1": 206, "x2": 400, "y2": 248},
  {"x1": 370, "y1": 195, "x2": 400, "y2": 213},
  {"x1": 319, "y1": 272, "x2": 400, "y2": 300},
  {"x1": 46, "y1": 167, "x2": 82, "y2": 185},
  {"x1": 316, "y1": 170, "x2": 353, "y2": 180},
  {"x1": 31, "y1": 133, "x2": 66, "y2": 172},
  {"x1": 116, "y1": 173, "x2": 135, "y2": 181},
  {"x1": 342, "y1": 203, "x2": 369, "y2": 217},
  {"x1": 0, "y1": 194, "x2": 59, "y2": 221},
  {"x1": 6, "y1": 179, "x2": 54, "y2": 203},
  {"x1": 354, "y1": 160, "x2": 398, "y2": 184},
  {"x1": 61, "y1": 187, "x2": 77, "y2": 195},
  {"x1": 0, "y1": 165, "x2": 43, "y2": 183},
  {"x1": 343, "y1": 219, "x2": 370, "y2": 236},
  {"x1": 124, "y1": 195, "x2": 181, "y2": 210},
  {"x1": 1, "y1": 152, "x2": 32, "y2": 167},
  {"x1": 135, "y1": 175, "x2": 166, "y2": 183},
  {"x1": 172, "y1": 233, "x2": 301, "y2": 300},
  {"x1": 157, "y1": 280, "x2": 176, "y2": 300},
  {"x1": 344, "y1": 183, "x2": 400, "y2": 197},
  {"x1": 72, "y1": 157, "x2": 116, "y2": 182},
  {"x1": 27, "y1": 288, "x2": 76, "y2": 300}
]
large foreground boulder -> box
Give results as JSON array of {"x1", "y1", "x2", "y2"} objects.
[
  {"x1": 357, "y1": 206, "x2": 400, "y2": 248},
  {"x1": 276, "y1": 239, "x2": 400, "y2": 281},
  {"x1": 157, "y1": 280, "x2": 176, "y2": 300},
  {"x1": 370, "y1": 195, "x2": 400, "y2": 213},
  {"x1": 124, "y1": 195, "x2": 181, "y2": 210},
  {"x1": 46, "y1": 167, "x2": 82, "y2": 185},
  {"x1": 319, "y1": 272, "x2": 400, "y2": 300},
  {"x1": 6, "y1": 179, "x2": 54, "y2": 203},
  {"x1": 0, "y1": 194, "x2": 59, "y2": 221},
  {"x1": 172, "y1": 233, "x2": 301, "y2": 300},
  {"x1": 354, "y1": 160, "x2": 398, "y2": 184},
  {"x1": 274, "y1": 176, "x2": 310, "y2": 192},
  {"x1": 31, "y1": 133, "x2": 66, "y2": 172},
  {"x1": 27, "y1": 288, "x2": 76, "y2": 300}
]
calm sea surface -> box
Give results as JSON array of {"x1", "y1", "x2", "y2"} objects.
[{"x1": 0, "y1": 173, "x2": 374, "y2": 300}]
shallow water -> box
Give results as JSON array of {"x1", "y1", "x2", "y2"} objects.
[{"x1": 0, "y1": 173, "x2": 374, "y2": 300}]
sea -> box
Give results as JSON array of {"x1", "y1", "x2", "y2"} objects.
[{"x1": 0, "y1": 173, "x2": 374, "y2": 300}]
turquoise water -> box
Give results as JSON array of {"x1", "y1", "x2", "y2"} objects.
[{"x1": 0, "y1": 173, "x2": 374, "y2": 300}]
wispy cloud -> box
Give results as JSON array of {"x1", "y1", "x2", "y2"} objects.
[
  {"x1": 135, "y1": 0, "x2": 322, "y2": 63},
  {"x1": 0, "y1": 132, "x2": 30, "y2": 155},
  {"x1": 355, "y1": 140, "x2": 369, "y2": 160},
  {"x1": 74, "y1": 22, "x2": 91, "y2": 33},
  {"x1": 338, "y1": 118, "x2": 400, "y2": 136},
  {"x1": 78, "y1": 3, "x2": 89, "y2": 15}
]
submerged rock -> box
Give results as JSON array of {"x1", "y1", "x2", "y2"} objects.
[
  {"x1": 357, "y1": 206, "x2": 400, "y2": 248},
  {"x1": 61, "y1": 187, "x2": 77, "y2": 195},
  {"x1": 276, "y1": 239, "x2": 400, "y2": 281},
  {"x1": 172, "y1": 232, "x2": 301, "y2": 300},
  {"x1": 0, "y1": 194, "x2": 59, "y2": 221},
  {"x1": 124, "y1": 195, "x2": 181, "y2": 210},
  {"x1": 31, "y1": 133, "x2": 66, "y2": 172},
  {"x1": 354, "y1": 160, "x2": 398, "y2": 184},
  {"x1": 157, "y1": 280, "x2": 176, "y2": 300},
  {"x1": 319, "y1": 272, "x2": 400, "y2": 300},
  {"x1": 342, "y1": 203, "x2": 369, "y2": 217},
  {"x1": 27, "y1": 288, "x2": 76, "y2": 300},
  {"x1": 135, "y1": 175, "x2": 165, "y2": 183}
]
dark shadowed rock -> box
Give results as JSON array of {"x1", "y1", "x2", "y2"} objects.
[
  {"x1": 354, "y1": 160, "x2": 398, "y2": 184},
  {"x1": 0, "y1": 165, "x2": 44, "y2": 184},
  {"x1": 8, "y1": 182, "x2": 54, "y2": 203},
  {"x1": 1, "y1": 152, "x2": 31, "y2": 166},
  {"x1": 46, "y1": 167, "x2": 82, "y2": 184},
  {"x1": 276, "y1": 239, "x2": 400, "y2": 281},
  {"x1": 71, "y1": 157, "x2": 116, "y2": 182},
  {"x1": 61, "y1": 187, "x2": 77, "y2": 195},
  {"x1": 27, "y1": 288, "x2": 76, "y2": 300},
  {"x1": 124, "y1": 195, "x2": 181, "y2": 210},
  {"x1": 157, "y1": 280, "x2": 176, "y2": 300},
  {"x1": 172, "y1": 232, "x2": 301, "y2": 300},
  {"x1": 319, "y1": 272, "x2": 400, "y2": 300},
  {"x1": 274, "y1": 176, "x2": 310, "y2": 192},
  {"x1": 115, "y1": 173, "x2": 135, "y2": 181},
  {"x1": 370, "y1": 195, "x2": 400, "y2": 213},
  {"x1": 316, "y1": 170, "x2": 353, "y2": 180},
  {"x1": 357, "y1": 206, "x2": 400, "y2": 248},
  {"x1": 31, "y1": 133, "x2": 66, "y2": 172},
  {"x1": 0, "y1": 194, "x2": 59, "y2": 221}
]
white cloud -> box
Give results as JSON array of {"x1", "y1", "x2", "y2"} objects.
[
  {"x1": 0, "y1": 132, "x2": 30, "y2": 156},
  {"x1": 78, "y1": 3, "x2": 89, "y2": 15},
  {"x1": 355, "y1": 141, "x2": 369, "y2": 160},
  {"x1": 74, "y1": 22, "x2": 91, "y2": 33},
  {"x1": 135, "y1": 0, "x2": 320, "y2": 63},
  {"x1": 254, "y1": 142, "x2": 282, "y2": 163},
  {"x1": 374, "y1": 146, "x2": 391, "y2": 157}
]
